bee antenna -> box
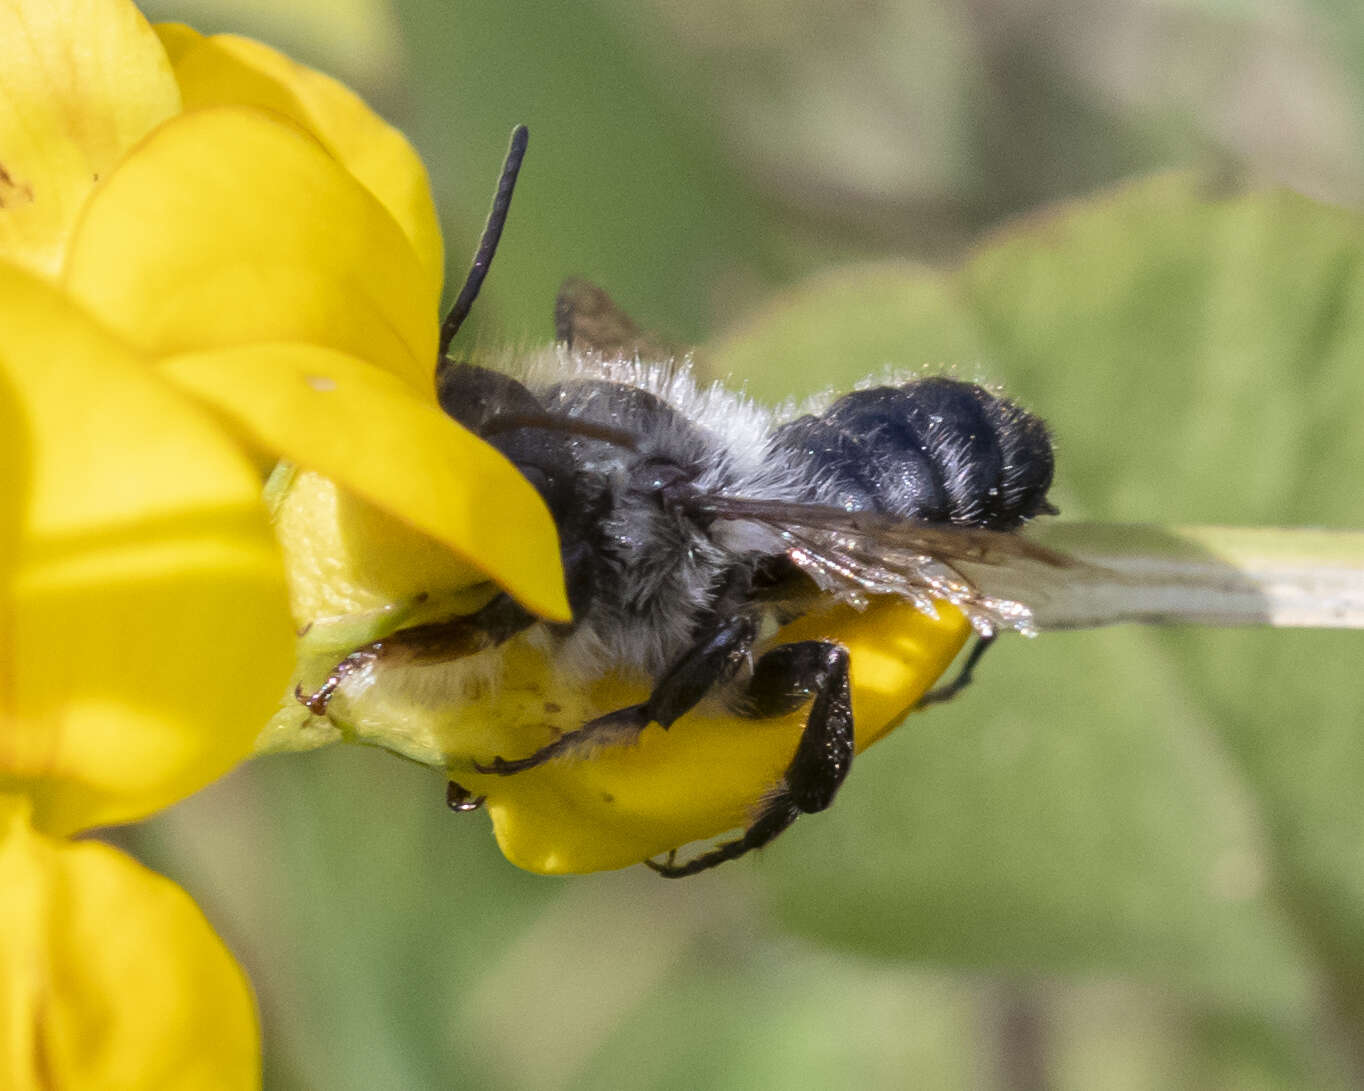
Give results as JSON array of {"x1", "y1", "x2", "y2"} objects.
[{"x1": 439, "y1": 124, "x2": 529, "y2": 356}]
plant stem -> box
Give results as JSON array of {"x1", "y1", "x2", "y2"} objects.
[{"x1": 995, "y1": 524, "x2": 1364, "y2": 631}]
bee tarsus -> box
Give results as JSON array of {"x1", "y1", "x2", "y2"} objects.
[
  {"x1": 474, "y1": 704, "x2": 650, "y2": 774},
  {"x1": 476, "y1": 611, "x2": 759, "y2": 773},
  {"x1": 914, "y1": 634, "x2": 996, "y2": 709},
  {"x1": 648, "y1": 639, "x2": 853, "y2": 877}
]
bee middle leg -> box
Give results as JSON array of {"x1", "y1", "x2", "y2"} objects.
[
  {"x1": 295, "y1": 593, "x2": 534, "y2": 715},
  {"x1": 646, "y1": 639, "x2": 852, "y2": 878},
  {"x1": 474, "y1": 613, "x2": 759, "y2": 775}
]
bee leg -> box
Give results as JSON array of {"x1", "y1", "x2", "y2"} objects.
[
  {"x1": 914, "y1": 634, "x2": 995, "y2": 709},
  {"x1": 295, "y1": 594, "x2": 534, "y2": 716},
  {"x1": 646, "y1": 640, "x2": 852, "y2": 878},
  {"x1": 474, "y1": 613, "x2": 759, "y2": 775}
]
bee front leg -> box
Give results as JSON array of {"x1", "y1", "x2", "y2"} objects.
[
  {"x1": 474, "y1": 613, "x2": 759, "y2": 775},
  {"x1": 295, "y1": 594, "x2": 534, "y2": 715},
  {"x1": 646, "y1": 640, "x2": 852, "y2": 878}
]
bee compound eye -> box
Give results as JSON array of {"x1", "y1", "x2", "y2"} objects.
[{"x1": 436, "y1": 361, "x2": 540, "y2": 430}]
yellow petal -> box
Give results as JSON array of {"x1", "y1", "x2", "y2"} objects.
[
  {"x1": 326, "y1": 595, "x2": 968, "y2": 873},
  {"x1": 0, "y1": 262, "x2": 293, "y2": 835},
  {"x1": 479, "y1": 601, "x2": 969, "y2": 873},
  {"x1": 0, "y1": 800, "x2": 258, "y2": 1089},
  {"x1": 63, "y1": 105, "x2": 436, "y2": 393},
  {"x1": 154, "y1": 23, "x2": 443, "y2": 298},
  {"x1": 152, "y1": 18, "x2": 199, "y2": 65},
  {"x1": 269, "y1": 468, "x2": 490, "y2": 627},
  {"x1": 0, "y1": 0, "x2": 180, "y2": 276},
  {"x1": 161, "y1": 342, "x2": 571, "y2": 622}
]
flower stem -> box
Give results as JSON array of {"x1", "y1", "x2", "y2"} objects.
[{"x1": 1011, "y1": 524, "x2": 1364, "y2": 630}]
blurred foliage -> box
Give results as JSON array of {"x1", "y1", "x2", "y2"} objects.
[{"x1": 131, "y1": 0, "x2": 1364, "y2": 1087}]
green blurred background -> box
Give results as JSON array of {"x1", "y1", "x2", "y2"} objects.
[{"x1": 134, "y1": 0, "x2": 1364, "y2": 1087}]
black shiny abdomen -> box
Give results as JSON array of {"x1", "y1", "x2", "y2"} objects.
[{"x1": 769, "y1": 377, "x2": 1053, "y2": 530}]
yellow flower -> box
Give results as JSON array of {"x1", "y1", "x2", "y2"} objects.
[
  {"x1": 7, "y1": 15, "x2": 963, "y2": 1027},
  {"x1": 457, "y1": 602, "x2": 970, "y2": 875},
  {"x1": 1, "y1": 261, "x2": 278, "y2": 1087},
  {"x1": 283, "y1": 507, "x2": 971, "y2": 872},
  {"x1": 0, "y1": 0, "x2": 558, "y2": 1080}
]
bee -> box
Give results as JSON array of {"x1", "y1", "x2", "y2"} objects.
[{"x1": 300, "y1": 127, "x2": 1063, "y2": 877}]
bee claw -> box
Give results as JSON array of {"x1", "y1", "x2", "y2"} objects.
[
  {"x1": 296, "y1": 646, "x2": 380, "y2": 717},
  {"x1": 446, "y1": 781, "x2": 487, "y2": 812},
  {"x1": 643, "y1": 849, "x2": 680, "y2": 874},
  {"x1": 295, "y1": 680, "x2": 335, "y2": 717}
]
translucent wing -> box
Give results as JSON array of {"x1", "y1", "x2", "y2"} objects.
[
  {"x1": 554, "y1": 278, "x2": 675, "y2": 360},
  {"x1": 693, "y1": 496, "x2": 1076, "y2": 637}
]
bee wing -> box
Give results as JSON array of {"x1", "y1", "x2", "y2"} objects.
[
  {"x1": 695, "y1": 496, "x2": 1076, "y2": 636},
  {"x1": 554, "y1": 278, "x2": 675, "y2": 360}
]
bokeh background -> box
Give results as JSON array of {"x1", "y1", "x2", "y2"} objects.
[{"x1": 133, "y1": 0, "x2": 1364, "y2": 1086}]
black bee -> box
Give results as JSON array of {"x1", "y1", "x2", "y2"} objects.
[{"x1": 300, "y1": 127, "x2": 1061, "y2": 876}]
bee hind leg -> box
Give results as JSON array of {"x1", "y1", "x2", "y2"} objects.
[
  {"x1": 646, "y1": 640, "x2": 852, "y2": 878},
  {"x1": 475, "y1": 613, "x2": 759, "y2": 775},
  {"x1": 914, "y1": 634, "x2": 995, "y2": 709}
]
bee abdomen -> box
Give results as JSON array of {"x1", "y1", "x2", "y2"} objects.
[{"x1": 771, "y1": 377, "x2": 1053, "y2": 530}]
